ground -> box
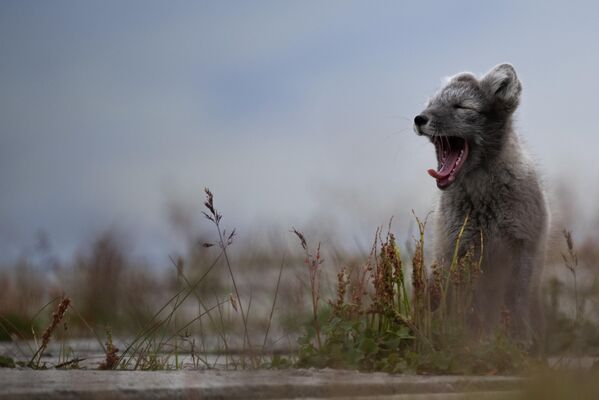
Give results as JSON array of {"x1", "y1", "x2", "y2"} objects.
[{"x1": 0, "y1": 368, "x2": 521, "y2": 400}]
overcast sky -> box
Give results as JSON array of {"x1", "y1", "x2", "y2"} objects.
[{"x1": 1, "y1": 1, "x2": 598, "y2": 263}]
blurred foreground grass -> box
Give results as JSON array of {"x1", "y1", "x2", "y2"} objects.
[{"x1": 0, "y1": 188, "x2": 598, "y2": 375}]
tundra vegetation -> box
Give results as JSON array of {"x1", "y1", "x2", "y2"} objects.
[{"x1": 0, "y1": 189, "x2": 598, "y2": 382}]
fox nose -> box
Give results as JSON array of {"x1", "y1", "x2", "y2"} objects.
[{"x1": 414, "y1": 114, "x2": 429, "y2": 127}]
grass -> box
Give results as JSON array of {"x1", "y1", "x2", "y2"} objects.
[
  {"x1": 0, "y1": 189, "x2": 598, "y2": 377},
  {"x1": 292, "y1": 215, "x2": 528, "y2": 374},
  {"x1": 0, "y1": 189, "x2": 288, "y2": 370}
]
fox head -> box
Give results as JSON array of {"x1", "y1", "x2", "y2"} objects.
[{"x1": 413, "y1": 63, "x2": 522, "y2": 189}]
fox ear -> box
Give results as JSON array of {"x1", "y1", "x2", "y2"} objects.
[{"x1": 480, "y1": 63, "x2": 522, "y2": 112}]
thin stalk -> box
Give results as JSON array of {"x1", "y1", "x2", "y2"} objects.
[
  {"x1": 0, "y1": 316, "x2": 35, "y2": 356},
  {"x1": 164, "y1": 299, "x2": 229, "y2": 344},
  {"x1": 168, "y1": 256, "x2": 233, "y2": 361},
  {"x1": 215, "y1": 222, "x2": 253, "y2": 358},
  {"x1": 213, "y1": 291, "x2": 236, "y2": 369},
  {"x1": 119, "y1": 251, "x2": 222, "y2": 365},
  {"x1": 261, "y1": 254, "x2": 285, "y2": 359}
]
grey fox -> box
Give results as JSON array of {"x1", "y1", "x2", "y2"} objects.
[{"x1": 414, "y1": 64, "x2": 549, "y2": 347}]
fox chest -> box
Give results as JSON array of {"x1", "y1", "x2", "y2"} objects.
[{"x1": 439, "y1": 189, "x2": 515, "y2": 254}]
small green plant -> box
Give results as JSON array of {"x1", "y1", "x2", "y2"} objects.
[
  {"x1": 294, "y1": 215, "x2": 528, "y2": 374},
  {"x1": 0, "y1": 355, "x2": 15, "y2": 368}
]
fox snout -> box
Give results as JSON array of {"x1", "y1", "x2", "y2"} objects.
[
  {"x1": 413, "y1": 114, "x2": 429, "y2": 135},
  {"x1": 414, "y1": 114, "x2": 428, "y2": 127}
]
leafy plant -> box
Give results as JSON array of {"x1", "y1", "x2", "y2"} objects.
[{"x1": 294, "y1": 215, "x2": 528, "y2": 374}]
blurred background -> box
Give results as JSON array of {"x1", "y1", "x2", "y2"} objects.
[{"x1": 1, "y1": 1, "x2": 598, "y2": 351}]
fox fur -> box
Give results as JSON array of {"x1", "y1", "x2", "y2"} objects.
[{"x1": 414, "y1": 64, "x2": 549, "y2": 347}]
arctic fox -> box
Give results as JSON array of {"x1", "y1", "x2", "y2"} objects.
[{"x1": 413, "y1": 64, "x2": 549, "y2": 345}]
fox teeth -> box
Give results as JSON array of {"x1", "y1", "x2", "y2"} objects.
[{"x1": 456, "y1": 149, "x2": 464, "y2": 164}]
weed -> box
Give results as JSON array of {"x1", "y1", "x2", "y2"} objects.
[
  {"x1": 295, "y1": 216, "x2": 527, "y2": 374},
  {"x1": 29, "y1": 296, "x2": 71, "y2": 368},
  {"x1": 99, "y1": 329, "x2": 119, "y2": 370}
]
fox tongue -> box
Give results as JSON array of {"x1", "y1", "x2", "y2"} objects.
[{"x1": 427, "y1": 149, "x2": 460, "y2": 180}]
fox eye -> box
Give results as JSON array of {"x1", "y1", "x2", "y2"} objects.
[{"x1": 453, "y1": 103, "x2": 476, "y2": 111}]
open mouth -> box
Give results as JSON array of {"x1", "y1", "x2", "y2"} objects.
[{"x1": 427, "y1": 136, "x2": 469, "y2": 189}]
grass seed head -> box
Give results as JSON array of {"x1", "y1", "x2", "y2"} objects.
[
  {"x1": 333, "y1": 267, "x2": 349, "y2": 316},
  {"x1": 41, "y1": 296, "x2": 71, "y2": 349}
]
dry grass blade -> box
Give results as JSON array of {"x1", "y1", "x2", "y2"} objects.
[{"x1": 261, "y1": 254, "x2": 285, "y2": 359}]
